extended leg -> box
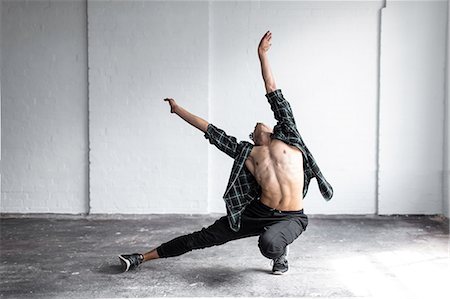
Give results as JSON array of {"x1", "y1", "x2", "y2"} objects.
[
  {"x1": 119, "y1": 202, "x2": 267, "y2": 272},
  {"x1": 120, "y1": 216, "x2": 237, "y2": 271},
  {"x1": 143, "y1": 216, "x2": 260, "y2": 261},
  {"x1": 144, "y1": 215, "x2": 256, "y2": 261}
]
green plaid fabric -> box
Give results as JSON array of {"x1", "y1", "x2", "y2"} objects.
[
  {"x1": 204, "y1": 124, "x2": 261, "y2": 232},
  {"x1": 205, "y1": 89, "x2": 333, "y2": 232},
  {"x1": 267, "y1": 89, "x2": 334, "y2": 201}
]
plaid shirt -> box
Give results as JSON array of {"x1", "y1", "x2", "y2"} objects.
[{"x1": 204, "y1": 89, "x2": 333, "y2": 232}]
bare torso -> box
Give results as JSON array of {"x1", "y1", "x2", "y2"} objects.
[{"x1": 245, "y1": 139, "x2": 304, "y2": 211}]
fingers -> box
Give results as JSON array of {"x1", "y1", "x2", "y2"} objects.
[
  {"x1": 164, "y1": 98, "x2": 176, "y2": 113},
  {"x1": 264, "y1": 31, "x2": 272, "y2": 45},
  {"x1": 263, "y1": 30, "x2": 272, "y2": 39},
  {"x1": 266, "y1": 31, "x2": 272, "y2": 47}
]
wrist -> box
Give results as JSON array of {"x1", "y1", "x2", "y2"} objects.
[
  {"x1": 258, "y1": 50, "x2": 267, "y2": 57},
  {"x1": 171, "y1": 104, "x2": 180, "y2": 114}
]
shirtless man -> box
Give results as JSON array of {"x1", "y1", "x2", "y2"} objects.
[{"x1": 119, "y1": 31, "x2": 333, "y2": 275}]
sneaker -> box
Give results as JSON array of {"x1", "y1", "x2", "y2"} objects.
[
  {"x1": 118, "y1": 253, "x2": 144, "y2": 272},
  {"x1": 271, "y1": 245, "x2": 289, "y2": 275}
]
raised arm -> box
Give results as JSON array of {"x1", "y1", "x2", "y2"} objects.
[
  {"x1": 258, "y1": 31, "x2": 296, "y2": 126},
  {"x1": 164, "y1": 97, "x2": 243, "y2": 158},
  {"x1": 164, "y1": 98, "x2": 209, "y2": 132},
  {"x1": 258, "y1": 31, "x2": 277, "y2": 94}
]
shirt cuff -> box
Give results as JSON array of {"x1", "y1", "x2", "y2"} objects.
[
  {"x1": 266, "y1": 89, "x2": 283, "y2": 103},
  {"x1": 204, "y1": 123, "x2": 214, "y2": 140},
  {"x1": 265, "y1": 89, "x2": 283, "y2": 100}
]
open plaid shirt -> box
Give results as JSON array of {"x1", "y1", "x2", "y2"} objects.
[{"x1": 204, "y1": 89, "x2": 333, "y2": 232}]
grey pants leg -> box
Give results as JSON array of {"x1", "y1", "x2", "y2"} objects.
[
  {"x1": 258, "y1": 216, "x2": 307, "y2": 259},
  {"x1": 157, "y1": 200, "x2": 308, "y2": 259},
  {"x1": 156, "y1": 215, "x2": 262, "y2": 258}
]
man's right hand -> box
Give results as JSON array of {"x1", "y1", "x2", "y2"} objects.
[
  {"x1": 257, "y1": 31, "x2": 277, "y2": 94},
  {"x1": 258, "y1": 30, "x2": 272, "y2": 56},
  {"x1": 164, "y1": 98, "x2": 178, "y2": 113}
]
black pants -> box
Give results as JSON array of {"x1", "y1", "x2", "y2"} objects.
[{"x1": 156, "y1": 199, "x2": 308, "y2": 260}]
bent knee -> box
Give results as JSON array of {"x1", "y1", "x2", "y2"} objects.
[{"x1": 258, "y1": 233, "x2": 284, "y2": 259}]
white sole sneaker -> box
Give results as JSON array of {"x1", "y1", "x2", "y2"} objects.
[
  {"x1": 272, "y1": 270, "x2": 287, "y2": 275},
  {"x1": 118, "y1": 255, "x2": 131, "y2": 272},
  {"x1": 271, "y1": 245, "x2": 289, "y2": 275}
]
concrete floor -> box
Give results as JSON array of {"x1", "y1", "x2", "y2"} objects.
[{"x1": 0, "y1": 214, "x2": 449, "y2": 298}]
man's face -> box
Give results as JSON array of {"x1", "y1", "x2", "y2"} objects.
[{"x1": 250, "y1": 122, "x2": 272, "y2": 145}]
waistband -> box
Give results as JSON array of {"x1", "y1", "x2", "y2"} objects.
[{"x1": 255, "y1": 199, "x2": 304, "y2": 214}]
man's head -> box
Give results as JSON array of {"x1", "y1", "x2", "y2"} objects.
[{"x1": 250, "y1": 122, "x2": 273, "y2": 146}]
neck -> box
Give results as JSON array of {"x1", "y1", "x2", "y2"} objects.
[{"x1": 259, "y1": 133, "x2": 272, "y2": 146}]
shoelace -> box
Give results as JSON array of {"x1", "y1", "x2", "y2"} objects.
[
  {"x1": 271, "y1": 255, "x2": 287, "y2": 266},
  {"x1": 270, "y1": 246, "x2": 289, "y2": 266}
]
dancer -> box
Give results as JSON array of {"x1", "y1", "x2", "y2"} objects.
[{"x1": 119, "y1": 31, "x2": 333, "y2": 275}]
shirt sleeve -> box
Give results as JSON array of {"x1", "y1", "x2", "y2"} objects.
[
  {"x1": 204, "y1": 123, "x2": 241, "y2": 159},
  {"x1": 266, "y1": 89, "x2": 297, "y2": 126}
]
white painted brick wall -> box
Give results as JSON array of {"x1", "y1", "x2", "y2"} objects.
[
  {"x1": 379, "y1": 0, "x2": 447, "y2": 214},
  {"x1": 208, "y1": 1, "x2": 384, "y2": 213},
  {"x1": 1, "y1": 0, "x2": 2, "y2": 200},
  {"x1": 444, "y1": 0, "x2": 450, "y2": 218},
  {"x1": 1, "y1": 0, "x2": 448, "y2": 216},
  {"x1": 1, "y1": 0, "x2": 88, "y2": 213},
  {"x1": 88, "y1": 0, "x2": 209, "y2": 214}
]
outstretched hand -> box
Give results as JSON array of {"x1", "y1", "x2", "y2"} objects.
[
  {"x1": 258, "y1": 30, "x2": 272, "y2": 55},
  {"x1": 164, "y1": 98, "x2": 178, "y2": 113}
]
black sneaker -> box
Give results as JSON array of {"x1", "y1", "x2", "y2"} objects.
[
  {"x1": 271, "y1": 246, "x2": 289, "y2": 275},
  {"x1": 118, "y1": 253, "x2": 144, "y2": 272}
]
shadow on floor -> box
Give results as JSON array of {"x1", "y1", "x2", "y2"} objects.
[
  {"x1": 95, "y1": 262, "x2": 123, "y2": 275},
  {"x1": 176, "y1": 266, "x2": 271, "y2": 287},
  {"x1": 94, "y1": 260, "x2": 271, "y2": 286}
]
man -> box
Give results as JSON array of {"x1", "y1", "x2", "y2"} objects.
[{"x1": 119, "y1": 31, "x2": 333, "y2": 275}]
